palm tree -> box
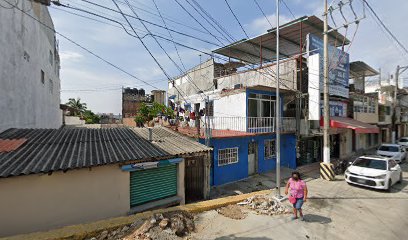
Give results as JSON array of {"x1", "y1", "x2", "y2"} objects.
[{"x1": 66, "y1": 98, "x2": 87, "y2": 117}]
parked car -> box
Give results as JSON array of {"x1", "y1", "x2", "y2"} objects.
[
  {"x1": 345, "y1": 156, "x2": 403, "y2": 191},
  {"x1": 376, "y1": 143, "x2": 407, "y2": 163},
  {"x1": 398, "y1": 137, "x2": 408, "y2": 149}
]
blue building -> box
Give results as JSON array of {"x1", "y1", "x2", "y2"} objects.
[{"x1": 177, "y1": 87, "x2": 297, "y2": 186}]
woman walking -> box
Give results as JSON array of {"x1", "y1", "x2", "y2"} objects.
[{"x1": 285, "y1": 171, "x2": 308, "y2": 221}]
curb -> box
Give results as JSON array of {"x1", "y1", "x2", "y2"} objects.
[{"x1": 2, "y1": 189, "x2": 273, "y2": 240}]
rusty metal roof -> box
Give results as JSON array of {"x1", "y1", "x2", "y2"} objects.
[
  {"x1": 131, "y1": 127, "x2": 212, "y2": 155},
  {"x1": 213, "y1": 15, "x2": 350, "y2": 64},
  {"x1": 0, "y1": 128, "x2": 172, "y2": 178},
  {"x1": 0, "y1": 139, "x2": 27, "y2": 153}
]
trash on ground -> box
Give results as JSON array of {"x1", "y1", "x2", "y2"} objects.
[{"x1": 238, "y1": 195, "x2": 291, "y2": 216}]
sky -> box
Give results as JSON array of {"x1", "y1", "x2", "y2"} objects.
[{"x1": 48, "y1": 0, "x2": 408, "y2": 114}]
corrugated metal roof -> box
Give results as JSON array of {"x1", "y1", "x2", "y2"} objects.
[
  {"x1": 213, "y1": 15, "x2": 350, "y2": 64},
  {"x1": 0, "y1": 128, "x2": 176, "y2": 178},
  {"x1": 131, "y1": 127, "x2": 212, "y2": 155}
]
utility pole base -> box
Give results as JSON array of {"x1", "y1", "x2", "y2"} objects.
[{"x1": 320, "y1": 162, "x2": 335, "y2": 181}]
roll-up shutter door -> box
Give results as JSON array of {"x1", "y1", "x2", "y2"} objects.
[{"x1": 130, "y1": 164, "x2": 177, "y2": 207}]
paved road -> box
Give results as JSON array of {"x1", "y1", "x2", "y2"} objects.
[{"x1": 192, "y1": 163, "x2": 408, "y2": 240}]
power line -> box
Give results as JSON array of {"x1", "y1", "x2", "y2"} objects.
[
  {"x1": 173, "y1": 0, "x2": 224, "y2": 45},
  {"x1": 224, "y1": 0, "x2": 249, "y2": 38},
  {"x1": 253, "y1": 0, "x2": 273, "y2": 28},
  {"x1": 281, "y1": 0, "x2": 296, "y2": 20},
  {"x1": 5, "y1": 0, "x2": 160, "y2": 90},
  {"x1": 363, "y1": 0, "x2": 408, "y2": 56}
]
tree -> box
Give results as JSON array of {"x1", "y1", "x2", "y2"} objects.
[
  {"x1": 134, "y1": 102, "x2": 174, "y2": 127},
  {"x1": 83, "y1": 110, "x2": 100, "y2": 124},
  {"x1": 66, "y1": 98, "x2": 87, "y2": 116}
]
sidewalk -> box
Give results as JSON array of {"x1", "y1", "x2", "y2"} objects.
[{"x1": 210, "y1": 163, "x2": 320, "y2": 199}]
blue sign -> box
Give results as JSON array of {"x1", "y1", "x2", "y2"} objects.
[{"x1": 307, "y1": 33, "x2": 350, "y2": 98}]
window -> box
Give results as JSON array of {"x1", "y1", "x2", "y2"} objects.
[
  {"x1": 49, "y1": 79, "x2": 53, "y2": 93},
  {"x1": 49, "y1": 50, "x2": 53, "y2": 66},
  {"x1": 352, "y1": 158, "x2": 386, "y2": 170},
  {"x1": 218, "y1": 147, "x2": 238, "y2": 166},
  {"x1": 264, "y1": 139, "x2": 276, "y2": 159},
  {"x1": 388, "y1": 160, "x2": 397, "y2": 170},
  {"x1": 248, "y1": 93, "x2": 276, "y2": 118},
  {"x1": 40, "y1": 70, "x2": 45, "y2": 84},
  {"x1": 205, "y1": 100, "x2": 214, "y2": 116}
]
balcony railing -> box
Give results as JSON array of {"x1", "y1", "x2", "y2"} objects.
[{"x1": 206, "y1": 116, "x2": 296, "y2": 135}]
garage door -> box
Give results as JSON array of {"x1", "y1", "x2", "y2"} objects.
[{"x1": 130, "y1": 164, "x2": 177, "y2": 207}]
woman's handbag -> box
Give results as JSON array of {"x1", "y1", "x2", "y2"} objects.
[{"x1": 288, "y1": 195, "x2": 296, "y2": 204}]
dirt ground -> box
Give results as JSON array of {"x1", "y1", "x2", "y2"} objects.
[{"x1": 216, "y1": 205, "x2": 248, "y2": 220}]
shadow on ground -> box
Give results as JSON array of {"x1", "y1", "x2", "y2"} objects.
[
  {"x1": 216, "y1": 235, "x2": 272, "y2": 240},
  {"x1": 303, "y1": 214, "x2": 332, "y2": 224}
]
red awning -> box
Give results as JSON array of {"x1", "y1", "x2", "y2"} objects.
[{"x1": 320, "y1": 117, "x2": 379, "y2": 134}]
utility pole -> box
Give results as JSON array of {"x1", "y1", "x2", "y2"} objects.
[
  {"x1": 323, "y1": 0, "x2": 330, "y2": 165},
  {"x1": 392, "y1": 65, "x2": 400, "y2": 143},
  {"x1": 275, "y1": 0, "x2": 282, "y2": 198}
]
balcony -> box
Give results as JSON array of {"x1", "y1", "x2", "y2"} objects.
[{"x1": 175, "y1": 117, "x2": 296, "y2": 138}]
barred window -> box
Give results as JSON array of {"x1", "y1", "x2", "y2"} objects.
[
  {"x1": 264, "y1": 139, "x2": 276, "y2": 159},
  {"x1": 218, "y1": 147, "x2": 238, "y2": 166}
]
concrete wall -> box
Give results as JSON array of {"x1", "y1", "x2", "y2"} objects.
[
  {"x1": 168, "y1": 59, "x2": 215, "y2": 99},
  {"x1": 0, "y1": 164, "x2": 130, "y2": 237},
  {"x1": 0, "y1": 1, "x2": 62, "y2": 132},
  {"x1": 64, "y1": 116, "x2": 85, "y2": 125},
  {"x1": 204, "y1": 134, "x2": 296, "y2": 186},
  {"x1": 216, "y1": 60, "x2": 297, "y2": 91},
  {"x1": 123, "y1": 117, "x2": 137, "y2": 127}
]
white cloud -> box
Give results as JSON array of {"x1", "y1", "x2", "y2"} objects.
[
  {"x1": 59, "y1": 51, "x2": 84, "y2": 62},
  {"x1": 246, "y1": 14, "x2": 292, "y2": 36}
]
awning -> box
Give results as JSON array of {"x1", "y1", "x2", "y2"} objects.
[{"x1": 320, "y1": 117, "x2": 379, "y2": 134}]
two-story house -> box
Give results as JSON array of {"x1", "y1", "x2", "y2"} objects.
[{"x1": 348, "y1": 61, "x2": 381, "y2": 152}]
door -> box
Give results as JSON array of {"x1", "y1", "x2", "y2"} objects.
[
  {"x1": 248, "y1": 142, "x2": 258, "y2": 175},
  {"x1": 185, "y1": 156, "x2": 205, "y2": 203},
  {"x1": 330, "y1": 134, "x2": 340, "y2": 158},
  {"x1": 130, "y1": 164, "x2": 177, "y2": 207}
]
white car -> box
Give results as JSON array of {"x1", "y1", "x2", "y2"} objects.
[
  {"x1": 376, "y1": 144, "x2": 407, "y2": 163},
  {"x1": 345, "y1": 156, "x2": 403, "y2": 191},
  {"x1": 398, "y1": 137, "x2": 408, "y2": 149}
]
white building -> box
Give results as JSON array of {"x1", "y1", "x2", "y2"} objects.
[{"x1": 0, "y1": 0, "x2": 62, "y2": 132}]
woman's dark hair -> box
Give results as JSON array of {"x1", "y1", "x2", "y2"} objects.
[{"x1": 291, "y1": 171, "x2": 301, "y2": 180}]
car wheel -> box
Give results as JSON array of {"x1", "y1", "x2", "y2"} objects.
[
  {"x1": 387, "y1": 179, "x2": 392, "y2": 192},
  {"x1": 398, "y1": 172, "x2": 403, "y2": 184}
]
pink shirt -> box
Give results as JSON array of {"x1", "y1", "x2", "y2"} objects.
[{"x1": 288, "y1": 178, "x2": 306, "y2": 198}]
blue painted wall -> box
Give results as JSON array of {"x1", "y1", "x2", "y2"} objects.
[{"x1": 201, "y1": 133, "x2": 297, "y2": 186}]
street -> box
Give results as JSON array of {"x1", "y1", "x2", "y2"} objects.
[{"x1": 191, "y1": 163, "x2": 408, "y2": 240}]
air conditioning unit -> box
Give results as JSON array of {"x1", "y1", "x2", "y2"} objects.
[{"x1": 234, "y1": 84, "x2": 243, "y2": 89}]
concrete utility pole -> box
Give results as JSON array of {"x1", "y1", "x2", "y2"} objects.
[
  {"x1": 275, "y1": 0, "x2": 282, "y2": 198},
  {"x1": 392, "y1": 65, "x2": 400, "y2": 143},
  {"x1": 323, "y1": 0, "x2": 330, "y2": 164}
]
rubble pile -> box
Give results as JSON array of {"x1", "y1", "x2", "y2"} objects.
[
  {"x1": 89, "y1": 211, "x2": 195, "y2": 240},
  {"x1": 131, "y1": 211, "x2": 194, "y2": 240},
  {"x1": 238, "y1": 195, "x2": 291, "y2": 216}
]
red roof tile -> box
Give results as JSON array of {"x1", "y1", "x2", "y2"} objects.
[{"x1": 0, "y1": 139, "x2": 27, "y2": 153}]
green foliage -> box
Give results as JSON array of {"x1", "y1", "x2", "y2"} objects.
[
  {"x1": 66, "y1": 98, "x2": 87, "y2": 116},
  {"x1": 134, "y1": 102, "x2": 174, "y2": 126},
  {"x1": 83, "y1": 110, "x2": 100, "y2": 124}
]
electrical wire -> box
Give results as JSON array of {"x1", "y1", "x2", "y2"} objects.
[
  {"x1": 4, "y1": 0, "x2": 160, "y2": 90},
  {"x1": 224, "y1": 0, "x2": 249, "y2": 38}
]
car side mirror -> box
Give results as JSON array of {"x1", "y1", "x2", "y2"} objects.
[
  {"x1": 348, "y1": 161, "x2": 353, "y2": 165},
  {"x1": 390, "y1": 166, "x2": 398, "y2": 171}
]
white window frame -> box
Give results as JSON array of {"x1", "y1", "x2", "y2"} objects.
[
  {"x1": 264, "y1": 139, "x2": 276, "y2": 159},
  {"x1": 218, "y1": 147, "x2": 239, "y2": 166}
]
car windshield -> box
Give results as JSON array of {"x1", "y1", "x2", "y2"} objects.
[
  {"x1": 378, "y1": 146, "x2": 399, "y2": 152},
  {"x1": 400, "y1": 139, "x2": 408, "y2": 142},
  {"x1": 352, "y1": 158, "x2": 387, "y2": 170}
]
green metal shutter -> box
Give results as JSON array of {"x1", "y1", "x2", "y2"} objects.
[{"x1": 130, "y1": 164, "x2": 177, "y2": 207}]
